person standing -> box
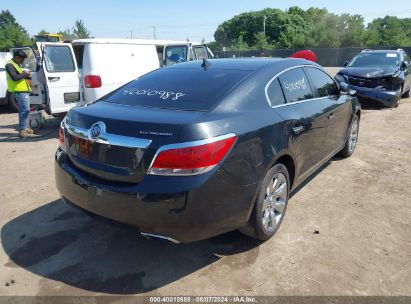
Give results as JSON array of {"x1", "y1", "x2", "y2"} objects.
[{"x1": 5, "y1": 50, "x2": 34, "y2": 138}]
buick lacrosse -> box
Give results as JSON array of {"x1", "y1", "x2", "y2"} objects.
[{"x1": 56, "y1": 58, "x2": 360, "y2": 243}]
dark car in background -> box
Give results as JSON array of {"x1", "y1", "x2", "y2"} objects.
[
  {"x1": 335, "y1": 49, "x2": 411, "y2": 108},
  {"x1": 55, "y1": 58, "x2": 361, "y2": 243}
]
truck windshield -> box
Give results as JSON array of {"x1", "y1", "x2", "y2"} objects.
[
  {"x1": 102, "y1": 66, "x2": 252, "y2": 111},
  {"x1": 348, "y1": 52, "x2": 400, "y2": 68}
]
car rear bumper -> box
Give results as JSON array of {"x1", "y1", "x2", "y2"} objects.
[
  {"x1": 55, "y1": 148, "x2": 258, "y2": 243},
  {"x1": 350, "y1": 85, "x2": 401, "y2": 107}
]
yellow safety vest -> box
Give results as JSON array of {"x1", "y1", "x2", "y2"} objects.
[{"x1": 5, "y1": 60, "x2": 31, "y2": 93}]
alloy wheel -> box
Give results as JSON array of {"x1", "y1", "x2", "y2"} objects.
[
  {"x1": 348, "y1": 119, "x2": 359, "y2": 153},
  {"x1": 262, "y1": 172, "x2": 288, "y2": 232}
]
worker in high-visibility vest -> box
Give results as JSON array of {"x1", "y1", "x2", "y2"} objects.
[{"x1": 5, "y1": 50, "x2": 34, "y2": 138}]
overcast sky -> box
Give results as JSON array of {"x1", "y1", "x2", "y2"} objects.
[{"x1": 3, "y1": 0, "x2": 411, "y2": 42}]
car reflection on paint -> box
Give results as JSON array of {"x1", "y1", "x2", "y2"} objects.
[{"x1": 55, "y1": 58, "x2": 361, "y2": 243}]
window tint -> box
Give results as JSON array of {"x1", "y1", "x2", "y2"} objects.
[
  {"x1": 267, "y1": 78, "x2": 285, "y2": 106},
  {"x1": 103, "y1": 67, "x2": 252, "y2": 111},
  {"x1": 44, "y1": 46, "x2": 75, "y2": 72},
  {"x1": 278, "y1": 68, "x2": 313, "y2": 103},
  {"x1": 305, "y1": 67, "x2": 338, "y2": 97}
]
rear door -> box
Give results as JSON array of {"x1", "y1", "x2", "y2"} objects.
[
  {"x1": 271, "y1": 67, "x2": 328, "y2": 177},
  {"x1": 304, "y1": 66, "x2": 351, "y2": 156},
  {"x1": 39, "y1": 42, "x2": 80, "y2": 114}
]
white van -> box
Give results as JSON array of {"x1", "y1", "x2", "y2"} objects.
[
  {"x1": 11, "y1": 39, "x2": 213, "y2": 115},
  {"x1": 0, "y1": 52, "x2": 14, "y2": 109}
]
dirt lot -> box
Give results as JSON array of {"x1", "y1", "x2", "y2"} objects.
[{"x1": 0, "y1": 90, "x2": 410, "y2": 297}]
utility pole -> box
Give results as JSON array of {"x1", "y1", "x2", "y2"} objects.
[
  {"x1": 130, "y1": 30, "x2": 133, "y2": 39},
  {"x1": 153, "y1": 26, "x2": 157, "y2": 40},
  {"x1": 263, "y1": 15, "x2": 267, "y2": 36}
]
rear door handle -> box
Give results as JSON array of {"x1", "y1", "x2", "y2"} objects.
[
  {"x1": 328, "y1": 113, "x2": 335, "y2": 120},
  {"x1": 48, "y1": 76, "x2": 60, "y2": 82}
]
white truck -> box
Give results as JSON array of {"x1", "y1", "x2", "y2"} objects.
[
  {"x1": 0, "y1": 52, "x2": 15, "y2": 110},
  {"x1": 7, "y1": 39, "x2": 213, "y2": 115}
]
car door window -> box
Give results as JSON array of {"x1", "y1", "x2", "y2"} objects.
[
  {"x1": 165, "y1": 45, "x2": 188, "y2": 66},
  {"x1": 305, "y1": 67, "x2": 338, "y2": 97},
  {"x1": 267, "y1": 78, "x2": 286, "y2": 106},
  {"x1": 193, "y1": 46, "x2": 209, "y2": 60},
  {"x1": 278, "y1": 68, "x2": 313, "y2": 103},
  {"x1": 44, "y1": 45, "x2": 75, "y2": 73}
]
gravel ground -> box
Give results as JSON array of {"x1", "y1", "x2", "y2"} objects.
[{"x1": 0, "y1": 79, "x2": 410, "y2": 297}]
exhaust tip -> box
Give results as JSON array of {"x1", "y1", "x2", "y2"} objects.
[{"x1": 141, "y1": 232, "x2": 180, "y2": 244}]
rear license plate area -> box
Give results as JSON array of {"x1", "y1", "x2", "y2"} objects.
[{"x1": 64, "y1": 92, "x2": 80, "y2": 103}]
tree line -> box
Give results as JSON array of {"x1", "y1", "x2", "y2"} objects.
[
  {"x1": 0, "y1": 10, "x2": 91, "y2": 51},
  {"x1": 210, "y1": 7, "x2": 411, "y2": 51}
]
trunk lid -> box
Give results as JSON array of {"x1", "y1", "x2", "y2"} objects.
[{"x1": 65, "y1": 101, "x2": 204, "y2": 183}]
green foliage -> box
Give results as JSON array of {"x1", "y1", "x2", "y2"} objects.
[
  {"x1": 0, "y1": 10, "x2": 32, "y2": 51},
  {"x1": 254, "y1": 32, "x2": 270, "y2": 50},
  {"x1": 234, "y1": 34, "x2": 249, "y2": 50},
  {"x1": 213, "y1": 7, "x2": 411, "y2": 50},
  {"x1": 72, "y1": 19, "x2": 91, "y2": 39},
  {"x1": 58, "y1": 28, "x2": 77, "y2": 41},
  {"x1": 37, "y1": 29, "x2": 49, "y2": 35},
  {"x1": 59, "y1": 20, "x2": 91, "y2": 40},
  {"x1": 365, "y1": 16, "x2": 411, "y2": 46}
]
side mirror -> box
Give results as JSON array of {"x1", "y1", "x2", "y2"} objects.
[
  {"x1": 339, "y1": 81, "x2": 356, "y2": 96},
  {"x1": 401, "y1": 61, "x2": 408, "y2": 70},
  {"x1": 343, "y1": 61, "x2": 349, "y2": 67}
]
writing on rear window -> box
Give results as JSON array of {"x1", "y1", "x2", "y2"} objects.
[
  {"x1": 123, "y1": 88, "x2": 186, "y2": 101},
  {"x1": 283, "y1": 77, "x2": 307, "y2": 92}
]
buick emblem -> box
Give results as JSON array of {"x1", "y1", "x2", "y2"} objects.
[{"x1": 88, "y1": 121, "x2": 106, "y2": 140}]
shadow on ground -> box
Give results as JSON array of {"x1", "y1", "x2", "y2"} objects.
[
  {"x1": 1, "y1": 199, "x2": 261, "y2": 294},
  {"x1": 0, "y1": 115, "x2": 60, "y2": 143}
]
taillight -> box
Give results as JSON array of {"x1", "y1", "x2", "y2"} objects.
[
  {"x1": 59, "y1": 122, "x2": 66, "y2": 151},
  {"x1": 148, "y1": 134, "x2": 237, "y2": 176},
  {"x1": 84, "y1": 75, "x2": 102, "y2": 88}
]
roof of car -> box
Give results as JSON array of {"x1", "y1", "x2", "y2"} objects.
[
  {"x1": 361, "y1": 49, "x2": 403, "y2": 53},
  {"x1": 168, "y1": 58, "x2": 317, "y2": 71}
]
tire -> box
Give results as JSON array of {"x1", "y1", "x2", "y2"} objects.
[
  {"x1": 402, "y1": 88, "x2": 410, "y2": 98},
  {"x1": 339, "y1": 114, "x2": 360, "y2": 158},
  {"x1": 7, "y1": 92, "x2": 19, "y2": 112},
  {"x1": 239, "y1": 164, "x2": 290, "y2": 241}
]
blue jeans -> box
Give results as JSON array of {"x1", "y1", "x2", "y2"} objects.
[{"x1": 15, "y1": 93, "x2": 30, "y2": 131}]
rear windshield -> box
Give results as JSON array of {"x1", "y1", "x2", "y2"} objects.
[{"x1": 102, "y1": 67, "x2": 252, "y2": 111}]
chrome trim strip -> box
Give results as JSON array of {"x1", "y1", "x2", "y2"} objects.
[
  {"x1": 147, "y1": 133, "x2": 237, "y2": 176},
  {"x1": 265, "y1": 64, "x2": 337, "y2": 108},
  {"x1": 65, "y1": 123, "x2": 152, "y2": 149},
  {"x1": 271, "y1": 96, "x2": 330, "y2": 108},
  {"x1": 141, "y1": 232, "x2": 180, "y2": 243}
]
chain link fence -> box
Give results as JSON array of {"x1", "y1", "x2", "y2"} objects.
[{"x1": 213, "y1": 47, "x2": 411, "y2": 67}]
